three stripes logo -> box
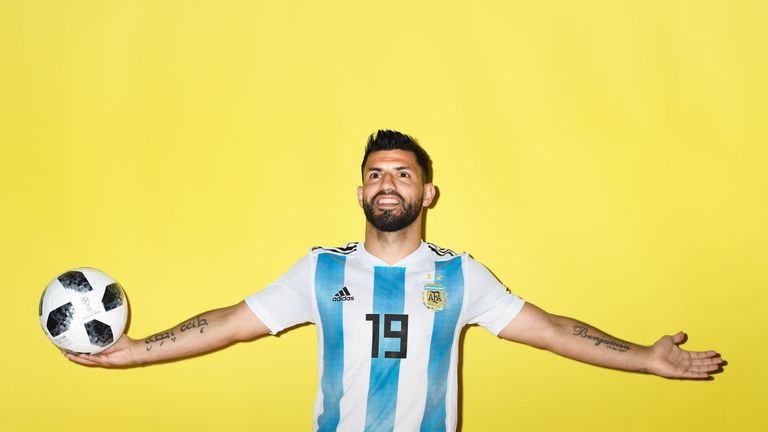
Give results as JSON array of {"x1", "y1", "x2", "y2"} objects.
[{"x1": 332, "y1": 286, "x2": 354, "y2": 302}]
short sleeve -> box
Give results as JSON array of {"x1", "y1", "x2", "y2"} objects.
[
  {"x1": 245, "y1": 254, "x2": 315, "y2": 335},
  {"x1": 464, "y1": 258, "x2": 525, "y2": 335}
]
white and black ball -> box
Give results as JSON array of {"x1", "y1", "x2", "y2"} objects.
[{"x1": 39, "y1": 268, "x2": 129, "y2": 354}]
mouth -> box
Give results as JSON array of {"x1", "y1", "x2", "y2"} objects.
[
  {"x1": 372, "y1": 193, "x2": 403, "y2": 209},
  {"x1": 377, "y1": 197, "x2": 400, "y2": 205}
]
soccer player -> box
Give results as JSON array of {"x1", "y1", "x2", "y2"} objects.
[{"x1": 65, "y1": 130, "x2": 724, "y2": 431}]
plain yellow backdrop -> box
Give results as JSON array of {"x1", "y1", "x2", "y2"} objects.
[{"x1": 1, "y1": 1, "x2": 765, "y2": 431}]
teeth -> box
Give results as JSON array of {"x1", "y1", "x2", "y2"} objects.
[{"x1": 379, "y1": 198, "x2": 399, "y2": 204}]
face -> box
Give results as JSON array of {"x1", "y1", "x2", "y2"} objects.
[{"x1": 358, "y1": 150, "x2": 436, "y2": 232}]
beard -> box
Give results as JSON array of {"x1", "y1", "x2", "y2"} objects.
[{"x1": 363, "y1": 191, "x2": 422, "y2": 232}]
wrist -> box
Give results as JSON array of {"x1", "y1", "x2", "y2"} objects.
[
  {"x1": 128, "y1": 337, "x2": 148, "y2": 365},
  {"x1": 635, "y1": 345, "x2": 654, "y2": 374}
]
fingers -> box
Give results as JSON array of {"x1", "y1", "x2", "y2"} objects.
[
  {"x1": 669, "y1": 331, "x2": 726, "y2": 364},
  {"x1": 62, "y1": 350, "x2": 111, "y2": 367},
  {"x1": 690, "y1": 362, "x2": 722, "y2": 372},
  {"x1": 689, "y1": 350, "x2": 720, "y2": 360},
  {"x1": 678, "y1": 371, "x2": 713, "y2": 379},
  {"x1": 690, "y1": 352, "x2": 723, "y2": 365},
  {"x1": 63, "y1": 351, "x2": 99, "y2": 366},
  {"x1": 663, "y1": 362, "x2": 721, "y2": 380},
  {"x1": 676, "y1": 354, "x2": 725, "y2": 379},
  {"x1": 679, "y1": 365, "x2": 722, "y2": 379}
]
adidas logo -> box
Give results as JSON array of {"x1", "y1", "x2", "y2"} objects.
[{"x1": 332, "y1": 287, "x2": 354, "y2": 302}]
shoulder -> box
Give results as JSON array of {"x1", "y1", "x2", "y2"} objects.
[
  {"x1": 425, "y1": 242, "x2": 492, "y2": 273},
  {"x1": 310, "y1": 242, "x2": 360, "y2": 257}
]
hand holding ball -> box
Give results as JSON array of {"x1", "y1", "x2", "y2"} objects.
[{"x1": 39, "y1": 268, "x2": 129, "y2": 354}]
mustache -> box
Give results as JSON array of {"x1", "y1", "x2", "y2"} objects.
[{"x1": 370, "y1": 190, "x2": 405, "y2": 203}]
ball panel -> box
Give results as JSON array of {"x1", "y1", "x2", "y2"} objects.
[
  {"x1": 57, "y1": 271, "x2": 93, "y2": 293},
  {"x1": 84, "y1": 319, "x2": 114, "y2": 347},
  {"x1": 46, "y1": 302, "x2": 75, "y2": 337},
  {"x1": 101, "y1": 282, "x2": 125, "y2": 312}
]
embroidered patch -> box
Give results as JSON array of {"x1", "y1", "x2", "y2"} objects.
[{"x1": 422, "y1": 283, "x2": 446, "y2": 311}]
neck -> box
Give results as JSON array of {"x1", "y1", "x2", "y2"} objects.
[{"x1": 363, "y1": 217, "x2": 424, "y2": 266}]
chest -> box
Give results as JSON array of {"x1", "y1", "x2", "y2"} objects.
[{"x1": 313, "y1": 255, "x2": 466, "y2": 359}]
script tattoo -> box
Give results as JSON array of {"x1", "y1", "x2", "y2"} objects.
[
  {"x1": 145, "y1": 330, "x2": 176, "y2": 352},
  {"x1": 572, "y1": 326, "x2": 631, "y2": 352},
  {"x1": 180, "y1": 315, "x2": 209, "y2": 334}
]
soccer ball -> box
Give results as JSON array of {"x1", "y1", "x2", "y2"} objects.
[{"x1": 39, "y1": 268, "x2": 129, "y2": 354}]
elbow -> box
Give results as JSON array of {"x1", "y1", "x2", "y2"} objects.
[
  {"x1": 535, "y1": 314, "x2": 569, "y2": 352},
  {"x1": 229, "y1": 301, "x2": 271, "y2": 341}
]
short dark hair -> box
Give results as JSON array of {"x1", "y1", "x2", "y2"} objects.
[{"x1": 361, "y1": 130, "x2": 433, "y2": 183}]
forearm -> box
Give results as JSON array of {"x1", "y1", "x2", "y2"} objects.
[
  {"x1": 134, "y1": 306, "x2": 248, "y2": 364},
  {"x1": 66, "y1": 301, "x2": 268, "y2": 368},
  {"x1": 538, "y1": 315, "x2": 651, "y2": 373},
  {"x1": 500, "y1": 303, "x2": 651, "y2": 373},
  {"x1": 500, "y1": 302, "x2": 723, "y2": 378}
]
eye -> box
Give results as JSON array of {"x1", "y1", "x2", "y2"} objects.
[
  {"x1": 398, "y1": 171, "x2": 410, "y2": 178},
  {"x1": 369, "y1": 172, "x2": 381, "y2": 180}
]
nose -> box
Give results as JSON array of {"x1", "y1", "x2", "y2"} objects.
[{"x1": 380, "y1": 172, "x2": 396, "y2": 190}]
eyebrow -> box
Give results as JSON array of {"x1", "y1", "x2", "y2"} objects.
[{"x1": 367, "y1": 166, "x2": 413, "y2": 172}]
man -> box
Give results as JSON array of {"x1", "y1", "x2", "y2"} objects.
[{"x1": 66, "y1": 130, "x2": 723, "y2": 431}]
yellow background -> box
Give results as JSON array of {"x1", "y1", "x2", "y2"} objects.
[{"x1": 1, "y1": 1, "x2": 765, "y2": 431}]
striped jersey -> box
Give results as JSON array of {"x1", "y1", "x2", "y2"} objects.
[{"x1": 245, "y1": 241, "x2": 525, "y2": 432}]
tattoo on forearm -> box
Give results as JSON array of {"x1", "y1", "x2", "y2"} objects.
[
  {"x1": 145, "y1": 330, "x2": 176, "y2": 352},
  {"x1": 572, "y1": 326, "x2": 630, "y2": 352},
  {"x1": 180, "y1": 315, "x2": 209, "y2": 334},
  {"x1": 144, "y1": 315, "x2": 209, "y2": 352}
]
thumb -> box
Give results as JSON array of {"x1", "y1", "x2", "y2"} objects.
[{"x1": 671, "y1": 331, "x2": 686, "y2": 345}]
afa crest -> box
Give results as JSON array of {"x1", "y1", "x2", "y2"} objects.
[{"x1": 422, "y1": 283, "x2": 446, "y2": 311}]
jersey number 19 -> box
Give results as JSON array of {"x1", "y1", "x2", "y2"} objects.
[{"x1": 365, "y1": 314, "x2": 409, "y2": 359}]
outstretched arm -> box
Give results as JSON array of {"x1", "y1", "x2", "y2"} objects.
[
  {"x1": 499, "y1": 303, "x2": 723, "y2": 379},
  {"x1": 64, "y1": 301, "x2": 269, "y2": 368}
]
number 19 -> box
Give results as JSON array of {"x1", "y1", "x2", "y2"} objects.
[{"x1": 365, "y1": 313, "x2": 408, "y2": 359}]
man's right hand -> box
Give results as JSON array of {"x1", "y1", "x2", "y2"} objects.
[{"x1": 64, "y1": 334, "x2": 143, "y2": 367}]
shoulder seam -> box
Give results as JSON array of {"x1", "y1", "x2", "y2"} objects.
[
  {"x1": 426, "y1": 242, "x2": 458, "y2": 257},
  {"x1": 312, "y1": 242, "x2": 359, "y2": 256}
]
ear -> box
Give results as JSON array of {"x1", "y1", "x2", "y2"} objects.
[
  {"x1": 422, "y1": 183, "x2": 436, "y2": 207},
  {"x1": 357, "y1": 186, "x2": 364, "y2": 208}
]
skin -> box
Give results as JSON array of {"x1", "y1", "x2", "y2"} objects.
[{"x1": 66, "y1": 149, "x2": 724, "y2": 379}]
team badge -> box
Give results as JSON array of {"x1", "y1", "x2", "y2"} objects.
[{"x1": 422, "y1": 283, "x2": 446, "y2": 311}]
